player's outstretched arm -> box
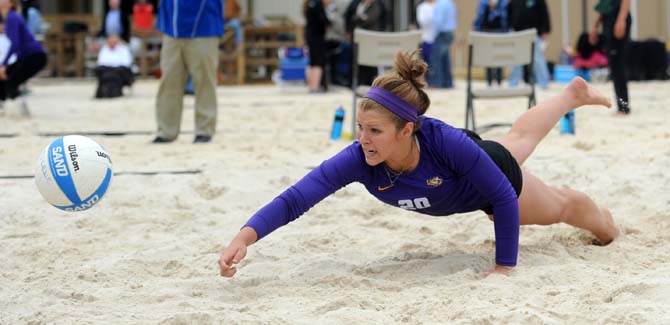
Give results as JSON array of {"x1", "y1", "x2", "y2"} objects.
[{"x1": 219, "y1": 226, "x2": 258, "y2": 278}]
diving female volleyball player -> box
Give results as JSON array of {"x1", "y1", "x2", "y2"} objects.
[{"x1": 219, "y1": 50, "x2": 619, "y2": 277}]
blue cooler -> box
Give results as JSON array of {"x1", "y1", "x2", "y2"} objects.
[{"x1": 279, "y1": 47, "x2": 307, "y2": 81}]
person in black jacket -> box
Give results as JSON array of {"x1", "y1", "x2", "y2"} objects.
[
  {"x1": 343, "y1": 0, "x2": 387, "y2": 86},
  {"x1": 473, "y1": 0, "x2": 509, "y2": 86},
  {"x1": 507, "y1": 0, "x2": 551, "y2": 88},
  {"x1": 304, "y1": 0, "x2": 331, "y2": 93}
]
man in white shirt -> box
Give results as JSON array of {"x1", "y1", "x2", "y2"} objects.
[
  {"x1": 95, "y1": 35, "x2": 134, "y2": 98},
  {"x1": 416, "y1": 0, "x2": 436, "y2": 66},
  {"x1": 97, "y1": 34, "x2": 132, "y2": 68}
]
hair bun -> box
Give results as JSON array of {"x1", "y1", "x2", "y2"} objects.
[{"x1": 394, "y1": 50, "x2": 428, "y2": 89}]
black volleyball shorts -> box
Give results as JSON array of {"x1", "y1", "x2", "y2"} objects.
[{"x1": 460, "y1": 129, "x2": 523, "y2": 215}]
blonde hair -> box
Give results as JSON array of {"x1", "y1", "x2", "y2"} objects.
[{"x1": 359, "y1": 50, "x2": 431, "y2": 132}]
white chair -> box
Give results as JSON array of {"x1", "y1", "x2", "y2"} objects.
[
  {"x1": 351, "y1": 28, "x2": 422, "y2": 134},
  {"x1": 465, "y1": 28, "x2": 537, "y2": 132}
]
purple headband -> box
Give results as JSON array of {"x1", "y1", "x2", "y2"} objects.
[{"x1": 364, "y1": 87, "x2": 419, "y2": 123}]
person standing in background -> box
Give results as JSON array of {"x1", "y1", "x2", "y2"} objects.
[
  {"x1": 416, "y1": 0, "x2": 435, "y2": 73},
  {"x1": 20, "y1": 0, "x2": 42, "y2": 38},
  {"x1": 473, "y1": 0, "x2": 508, "y2": 87},
  {"x1": 431, "y1": 0, "x2": 457, "y2": 88},
  {"x1": 507, "y1": 0, "x2": 550, "y2": 89},
  {"x1": 344, "y1": 0, "x2": 387, "y2": 86},
  {"x1": 132, "y1": 0, "x2": 154, "y2": 31},
  {"x1": 344, "y1": 0, "x2": 387, "y2": 36},
  {"x1": 98, "y1": 0, "x2": 130, "y2": 43},
  {"x1": 590, "y1": 0, "x2": 631, "y2": 115},
  {"x1": 224, "y1": 0, "x2": 242, "y2": 46},
  {"x1": 325, "y1": 0, "x2": 347, "y2": 42},
  {"x1": 304, "y1": 0, "x2": 331, "y2": 93},
  {"x1": 152, "y1": 0, "x2": 224, "y2": 144},
  {"x1": 323, "y1": 0, "x2": 350, "y2": 86}
]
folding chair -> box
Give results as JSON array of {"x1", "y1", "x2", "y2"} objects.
[
  {"x1": 351, "y1": 28, "x2": 422, "y2": 134},
  {"x1": 465, "y1": 28, "x2": 537, "y2": 132}
]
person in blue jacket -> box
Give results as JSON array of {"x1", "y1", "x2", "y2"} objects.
[
  {"x1": 219, "y1": 51, "x2": 619, "y2": 277},
  {"x1": 152, "y1": 0, "x2": 224, "y2": 144}
]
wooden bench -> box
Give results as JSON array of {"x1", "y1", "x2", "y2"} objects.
[
  {"x1": 42, "y1": 14, "x2": 99, "y2": 77},
  {"x1": 237, "y1": 24, "x2": 304, "y2": 84}
]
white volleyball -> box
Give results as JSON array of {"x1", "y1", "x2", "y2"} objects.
[{"x1": 34, "y1": 135, "x2": 113, "y2": 211}]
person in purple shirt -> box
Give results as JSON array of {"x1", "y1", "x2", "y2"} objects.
[
  {"x1": 219, "y1": 50, "x2": 619, "y2": 277},
  {"x1": 0, "y1": 0, "x2": 46, "y2": 102}
]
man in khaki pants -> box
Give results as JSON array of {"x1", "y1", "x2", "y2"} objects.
[{"x1": 153, "y1": 0, "x2": 224, "y2": 143}]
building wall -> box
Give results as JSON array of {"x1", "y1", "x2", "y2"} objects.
[
  {"x1": 40, "y1": 0, "x2": 669, "y2": 73},
  {"x1": 40, "y1": 0, "x2": 94, "y2": 14},
  {"x1": 247, "y1": 0, "x2": 305, "y2": 24},
  {"x1": 242, "y1": 0, "x2": 667, "y2": 71},
  {"x1": 637, "y1": 0, "x2": 669, "y2": 40},
  {"x1": 422, "y1": 0, "x2": 670, "y2": 72}
]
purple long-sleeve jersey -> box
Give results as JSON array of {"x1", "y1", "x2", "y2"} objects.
[
  {"x1": 2, "y1": 11, "x2": 45, "y2": 66},
  {"x1": 244, "y1": 117, "x2": 520, "y2": 266}
]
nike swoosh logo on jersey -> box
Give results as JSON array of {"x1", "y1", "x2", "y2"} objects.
[{"x1": 377, "y1": 184, "x2": 394, "y2": 191}]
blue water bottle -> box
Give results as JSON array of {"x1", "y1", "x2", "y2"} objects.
[
  {"x1": 559, "y1": 110, "x2": 575, "y2": 135},
  {"x1": 330, "y1": 106, "x2": 345, "y2": 140}
]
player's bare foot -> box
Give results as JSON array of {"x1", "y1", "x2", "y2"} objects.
[
  {"x1": 593, "y1": 207, "x2": 619, "y2": 246},
  {"x1": 565, "y1": 76, "x2": 612, "y2": 108}
]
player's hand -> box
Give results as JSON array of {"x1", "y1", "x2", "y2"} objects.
[
  {"x1": 614, "y1": 19, "x2": 626, "y2": 39},
  {"x1": 482, "y1": 265, "x2": 513, "y2": 277},
  {"x1": 0, "y1": 66, "x2": 6, "y2": 80},
  {"x1": 219, "y1": 239, "x2": 247, "y2": 277}
]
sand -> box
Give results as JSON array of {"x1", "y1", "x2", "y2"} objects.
[{"x1": 1, "y1": 78, "x2": 669, "y2": 324}]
